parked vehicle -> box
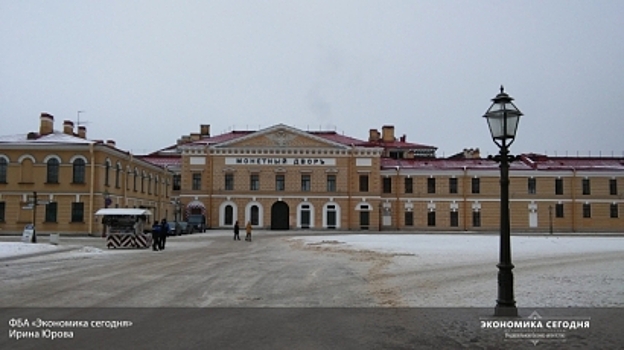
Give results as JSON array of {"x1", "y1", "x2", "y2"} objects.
[
  {"x1": 187, "y1": 215, "x2": 206, "y2": 233},
  {"x1": 168, "y1": 221, "x2": 191, "y2": 236}
]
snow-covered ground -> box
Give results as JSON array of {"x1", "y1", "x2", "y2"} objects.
[
  {"x1": 2, "y1": 233, "x2": 623, "y2": 307},
  {"x1": 0, "y1": 241, "x2": 104, "y2": 259},
  {"x1": 294, "y1": 234, "x2": 624, "y2": 307}
]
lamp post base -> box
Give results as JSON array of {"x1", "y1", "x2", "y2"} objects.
[{"x1": 495, "y1": 305, "x2": 518, "y2": 317}]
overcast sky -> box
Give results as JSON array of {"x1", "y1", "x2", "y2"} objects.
[{"x1": 1, "y1": 1, "x2": 623, "y2": 157}]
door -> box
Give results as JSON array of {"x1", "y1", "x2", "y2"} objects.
[
  {"x1": 360, "y1": 211, "x2": 370, "y2": 230},
  {"x1": 271, "y1": 201, "x2": 289, "y2": 230},
  {"x1": 529, "y1": 210, "x2": 538, "y2": 228}
]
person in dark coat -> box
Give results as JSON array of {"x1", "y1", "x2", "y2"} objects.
[
  {"x1": 160, "y1": 219, "x2": 169, "y2": 250},
  {"x1": 151, "y1": 221, "x2": 161, "y2": 251},
  {"x1": 233, "y1": 221, "x2": 241, "y2": 241}
]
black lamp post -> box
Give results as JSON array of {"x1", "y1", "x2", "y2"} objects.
[{"x1": 483, "y1": 86, "x2": 523, "y2": 317}]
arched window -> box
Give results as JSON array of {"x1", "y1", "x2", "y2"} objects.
[
  {"x1": 47, "y1": 158, "x2": 59, "y2": 183},
  {"x1": 72, "y1": 158, "x2": 86, "y2": 184},
  {"x1": 141, "y1": 171, "x2": 145, "y2": 193},
  {"x1": 104, "y1": 160, "x2": 111, "y2": 186},
  {"x1": 133, "y1": 169, "x2": 138, "y2": 191},
  {"x1": 148, "y1": 175, "x2": 152, "y2": 194},
  {"x1": 251, "y1": 205, "x2": 260, "y2": 225},
  {"x1": 0, "y1": 157, "x2": 8, "y2": 183},
  {"x1": 115, "y1": 163, "x2": 121, "y2": 188},
  {"x1": 225, "y1": 205, "x2": 234, "y2": 226}
]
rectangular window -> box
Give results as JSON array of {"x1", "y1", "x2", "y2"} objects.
[
  {"x1": 173, "y1": 174, "x2": 181, "y2": 191},
  {"x1": 404, "y1": 178, "x2": 413, "y2": 194},
  {"x1": 192, "y1": 173, "x2": 201, "y2": 190},
  {"x1": 45, "y1": 202, "x2": 58, "y2": 223},
  {"x1": 582, "y1": 179, "x2": 590, "y2": 195},
  {"x1": 250, "y1": 174, "x2": 260, "y2": 191},
  {"x1": 450, "y1": 211, "x2": 459, "y2": 227},
  {"x1": 359, "y1": 175, "x2": 369, "y2": 192},
  {"x1": 610, "y1": 179, "x2": 617, "y2": 196},
  {"x1": 449, "y1": 178, "x2": 458, "y2": 194},
  {"x1": 472, "y1": 211, "x2": 481, "y2": 227},
  {"x1": 225, "y1": 174, "x2": 234, "y2": 191},
  {"x1": 276, "y1": 174, "x2": 285, "y2": 191},
  {"x1": 427, "y1": 178, "x2": 436, "y2": 194},
  {"x1": 0, "y1": 202, "x2": 5, "y2": 222},
  {"x1": 528, "y1": 177, "x2": 536, "y2": 194},
  {"x1": 301, "y1": 174, "x2": 311, "y2": 192},
  {"x1": 582, "y1": 203, "x2": 591, "y2": 218},
  {"x1": 610, "y1": 203, "x2": 618, "y2": 218},
  {"x1": 555, "y1": 178, "x2": 564, "y2": 195},
  {"x1": 427, "y1": 211, "x2": 436, "y2": 226},
  {"x1": 471, "y1": 178, "x2": 480, "y2": 194},
  {"x1": 71, "y1": 202, "x2": 84, "y2": 222},
  {"x1": 404, "y1": 211, "x2": 413, "y2": 226},
  {"x1": 382, "y1": 177, "x2": 392, "y2": 193},
  {"x1": 326, "y1": 175, "x2": 336, "y2": 192},
  {"x1": 555, "y1": 203, "x2": 564, "y2": 218}
]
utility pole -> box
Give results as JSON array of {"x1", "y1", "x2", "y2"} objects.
[{"x1": 23, "y1": 191, "x2": 49, "y2": 243}]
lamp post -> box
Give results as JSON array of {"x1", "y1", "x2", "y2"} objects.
[
  {"x1": 549, "y1": 205, "x2": 553, "y2": 235},
  {"x1": 483, "y1": 86, "x2": 523, "y2": 317}
]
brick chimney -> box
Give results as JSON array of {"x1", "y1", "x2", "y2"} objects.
[
  {"x1": 78, "y1": 126, "x2": 87, "y2": 139},
  {"x1": 200, "y1": 124, "x2": 211, "y2": 137},
  {"x1": 368, "y1": 129, "x2": 380, "y2": 142},
  {"x1": 39, "y1": 113, "x2": 54, "y2": 135},
  {"x1": 381, "y1": 125, "x2": 395, "y2": 142},
  {"x1": 63, "y1": 120, "x2": 74, "y2": 135},
  {"x1": 106, "y1": 139, "x2": 116, "y2": 148}
]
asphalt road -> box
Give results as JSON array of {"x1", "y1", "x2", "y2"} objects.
[{"x1": 0, "y1": 231, "x2": 623, "y2": 349}]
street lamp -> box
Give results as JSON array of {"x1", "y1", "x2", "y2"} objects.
[{"x1": 483, "y1": 86, "x2": 523, "y2": 317}]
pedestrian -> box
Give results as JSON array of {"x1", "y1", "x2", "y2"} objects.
[
  {"x1": 151, "y1": 221, "x2": 161, "y2": 251},
  {"x1": 245, "y1": 221, "x2": 252, "y2": 242},
  {"x1": 160, "y1": 219, "x2": 169, "y2": 250},
  {"x1": 233, "y1": 221, "x2": 241, "y2": 241}
]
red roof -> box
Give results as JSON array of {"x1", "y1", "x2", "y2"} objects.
[{"x1": 381, "y1": 155, "x2": 624, "y2": 171}]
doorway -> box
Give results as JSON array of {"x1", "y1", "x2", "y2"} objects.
[{"x1": 271, "y1": 201, "x2": 290, "y2": 230}]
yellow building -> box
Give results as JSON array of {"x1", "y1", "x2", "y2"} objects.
[
  {"x1": 143, "y1": 123, "x2": 624, "y2": 233},
  {"x1": 0, "y1": 113, "x2": 172, "y2": 235}
]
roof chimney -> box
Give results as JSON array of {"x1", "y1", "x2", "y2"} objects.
[
  {"x1": 200, "y1": 124, "x2": 211, "y2": 137},
  {"x1": 190, "y1": 133, "x2": 200, "y2": 141},
  {"x1": 381, "y1": 125, "x2": 395, "y2": 142},
  {"x1": 368, "y1": 129, "x2": 380, "y2": 142},
  {"x1": 78, "y1": 126, "x2": 87, "y2": 139},
  {"x1": 106, "y1": 139, "x2": 116, "y2": 148},
  {"x1": 39, "y1": 113, "x2": 54, "y2": 135},
  {"x1": 63, "y1": 120, "x2": 74, "y2": 135}
]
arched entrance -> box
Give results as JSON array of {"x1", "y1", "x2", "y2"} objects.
[{"x1": 271, "y1": 201, "x2": 290, "y2": 230}]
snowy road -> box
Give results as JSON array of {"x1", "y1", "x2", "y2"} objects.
[{"x1": 0, "y1": 232, "x2": 623, "y2": 308}]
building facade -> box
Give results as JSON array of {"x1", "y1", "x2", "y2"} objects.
[
  {"x1": 144, "y1": 123, "x2": 624, "y2": 233},
  {"x1": 0, "y1": 113, "x2": 173, "y2": 235},
  {"x1": 3, "y1": 116, "x2": 621, "y2": 235}
]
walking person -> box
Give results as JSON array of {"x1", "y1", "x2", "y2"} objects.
[
  {"x1": 151, "y1": 221, "x2": 161, "y2": 251},
  {"x1": 160, "y1": 219, "x2": 169, "y2": 250},
  {"x1": 245, "y1": 221, "x2": 252, "y2": 242},
  {"x1": 233, "y1": 221, "x2": 241, "y2": 241}
]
